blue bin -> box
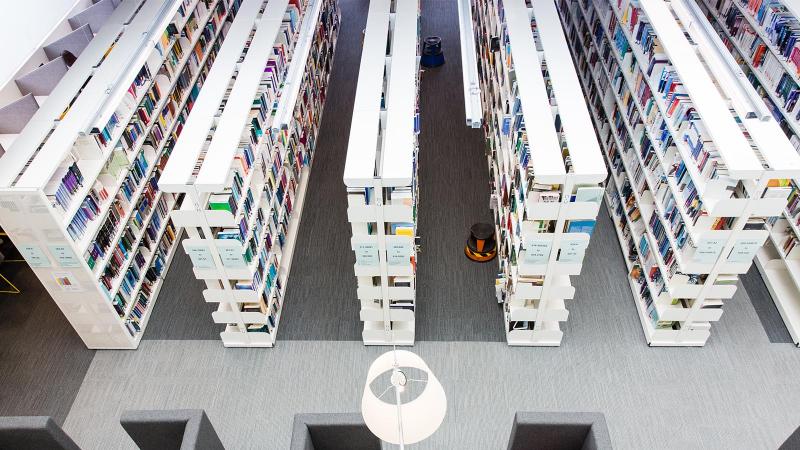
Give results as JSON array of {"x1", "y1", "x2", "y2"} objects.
[{"x1": 421, "y1": 36, "x2": 444, "y2": 68}]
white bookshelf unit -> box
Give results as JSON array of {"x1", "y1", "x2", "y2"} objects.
[
  {"x1": 160, "y1": 0, "x2": 339, "y2": 347},
  {"x1": 472, "y1": 0, "x2": 607, "y2": 346},
  {"x1": 343, "y1": 0, "x2": 420, "y2": 346},
  {"x1": 558, "y1": 0, "x2": 800, "y2": 346},
  {"x1": 0, "y1": 0, "x2": 239, "y2": 349},
  {"x1": 699, "y1": 0, "x2": 800, "y2": 346}
]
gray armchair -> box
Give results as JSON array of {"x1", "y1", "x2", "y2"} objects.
[
  {"x1": 507, "y1": 412, "x2": 613, "y2": 450},
  {"x1": 0, "y1": 416, "x2": 81, "y2": 450},
  {"x1": 290, "y1": 413, "x2": 381, "y2": 450},
  {"x1": 120, "y1": 409, "x2": 224, "y2": 450}
]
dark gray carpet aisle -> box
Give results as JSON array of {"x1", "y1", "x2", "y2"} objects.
[
  {"x1": 740, "y1": 266, "x2": 793, "y2": 344},
  {"x1": 414, "y1": 0, "x2": 505, "y2": 341},
  {"x1": 0, "y1": 257, "x2": 94, "y2": 424},
  {"x1": 278, "y1": 0, "x2": 367, "y2": 341},
  {"x1": 143, "y1": 238, "x2": 217, "y2": 340}
]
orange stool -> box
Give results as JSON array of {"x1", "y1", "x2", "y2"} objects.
[{"x1": 465, "y1": 223, "x2": 497, "y2": 262}]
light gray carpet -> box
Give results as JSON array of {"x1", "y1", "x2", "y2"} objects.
[{"x1": 60, "y1": 197, "x2": 800, "y2": 450}]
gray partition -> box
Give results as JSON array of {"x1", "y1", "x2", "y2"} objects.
[
  {"x1": 0, "y1": 416, "x2": 81, "y2": 450},
  {"x1": 44, "y1": 25, "x2": 94, "y2": 61},
  {"x1": 15, "y1": 58, "x2": 69, "y2": 96},
  {"x1": 507, "y1": 412, "x2": 613, "y2": 450},
  {"x1": 120, "y1": 409, "x2": 224, "y2": 450},
  {"x1": 290, "y1": 414, "x2": 381, "y2": 450},
  {"x1": 69, "y1": 0, "x2": 115, "y2": 34},
  {"x1": 0, "y1": 94, "x2": 39, "y2": 134}
]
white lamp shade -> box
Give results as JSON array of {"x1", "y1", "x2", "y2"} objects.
[{"x1": 361, "y1": 350, "x2": 447, "y2": 445}]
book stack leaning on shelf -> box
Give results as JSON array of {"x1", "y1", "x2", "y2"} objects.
[
  {"x1": 0, "y1": 0, "x2": 241, "y2": 349},
  {"x1": 161, "y1": 0, "x2": 340, "y2": 347},
  {"x1": 557, "y1": 0, "x2": 800, "y2": 346},
  {"x1": 472, "y1": 0, "x2": 607, "y2": 346},
  {"x1": 344, "y1": 0, "x2": 420, "y2": 346}
]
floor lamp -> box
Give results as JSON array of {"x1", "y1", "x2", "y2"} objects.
[{"x1": 361, "y1": 349, "x2": 447, "y2": 449}]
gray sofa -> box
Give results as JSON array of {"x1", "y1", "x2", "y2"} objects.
[
  {"x1": 290, "y1": 413, "x2": 381, "y2": 450},
  {"x1": 507, "y1": 412, "x2": 613, "y2": 450},
  {"x1": 120, "y1": 409, "x2": 224, "y2": 450},
  {"x1": 0, "y1": 416, "x2": 81, "y2": 450}
]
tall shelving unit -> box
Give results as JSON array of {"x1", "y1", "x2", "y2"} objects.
[
  {"x1": 699, "y1": 0, "x2": 800, "y2": 346},
  {"x1": 161, "y1": 0, "x2": 339, "y2": 347},
  {"x1": 558, "y1": 0, "x2": 800, "y2": 346},
  {"x1": 0, "y1": 0, "x2": 239, "y2": 349},
  {"x1": 0, "y1": 0, "x2": 238, "y2": 349},
  {"x1": 343, "y1": 0, "x2": 420, "y2": 346},
  {"x1": 472, "y1": 0, "x2": 607, "y2": 346}
]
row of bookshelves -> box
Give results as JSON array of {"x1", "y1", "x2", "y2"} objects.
[
  {"x1": 161, "y1": 0, "x2": 340, "y2": 347},
  {"x1": 0, "y1": 0, "x2": 240, "y2": 349},
  {"x1": 472, "y1": 0, "x2": 606, "y2": 346},
  {"x1": 343, "y1": 0, "x2": 420, "y2": 346},
  {"x1": 557, "y1": 0, "x2": 800, "y2": 346},
  {"x1": 699, "y1": 0, "x2": 800, "y2": 347}
]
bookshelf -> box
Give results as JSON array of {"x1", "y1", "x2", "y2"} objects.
[
  {"x1": 161, "y1": 0, "x2": 340, "y2": 347},
  {"x1": 557, "y1": 0, "x2": 800, "y2": 346},
  {"x1": 343, "y1": 0, "x2": 420, "y2": 346},
  {"x1": 471, "y1": 0, "x2": 606, "y2": 346},
  {"x1": 697, "y1": 0, "x2": 800, "y2": 346},
  {"x1": 0, "y1": 0, "x2": 118, "y2": 152},
  {"x1": 0, "y1": 0, "x2": 239, "y2": 349}
]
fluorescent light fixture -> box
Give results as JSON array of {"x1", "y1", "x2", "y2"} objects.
[{"x1": 457, "y1": 0, "x2": 481, "y2": 128}]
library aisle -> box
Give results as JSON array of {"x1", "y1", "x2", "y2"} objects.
[
  {"x1": 277, "y1": 0, "x2": 367, "y2": 341},
  {"x1": 415, "y1": 0, "x2": 504, "y2": 341}
]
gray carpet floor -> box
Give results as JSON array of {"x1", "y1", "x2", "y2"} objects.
[
  {"x1": 276, "y1": 0, "x2": 367, "y2": 341},
  {"x1": 741, "y1": 265, "x2": 793, "y2": 343},
  {"x1": 142, "y1": 238, "x2": 219, "y2": 341},
  {"x1": 0, "y1": 255, "x2": 94, "y2": 424},
  {"x1": 2, "y1": 1, "x2": 800, "y2": 447},
  {"x1": 414, "y1": 0, "x2": 505, "y2": 341}
]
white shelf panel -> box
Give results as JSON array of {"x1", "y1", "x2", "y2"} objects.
[
  {"x1": 342, "y1": 0, "x2": 391, "y2": 187},
  {"x1": 380, "y1": 0, "x2": 417, "y2": 187},
  {"x1": 639, "y1": 0, "x2": 763, "y2": 179},
  {"x1": 195, "y1": 0, "x2": 290, "y2": 191},
  {"x1": 357, "y1": 285, "x2": 415, "y2": 301},
  {"x1": 347, "y1": 204, "x2": 413, "y2": 223},
  {"x1": 160, "y1": 0, "x2": 266, "y2": 191},
  {"x1": 532, "y1": 0, "x2": 605, "y2": 183},
  {"x1": 503, "y1": 0, "x2": 565, "y2": 184},
  {"x1": 359, "y1": 308, "x2": 415, "y2": 322},
  {"x1": 15, "y1": 0, "x2": 170, "y2": 188},
  {"x1": 0, "y1": 0, "x2": 146, "y2": 187}
]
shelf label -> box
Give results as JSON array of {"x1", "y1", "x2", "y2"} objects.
[
  {"x1": 558, "y1": 239, "x2": 587, "y2": 263},
  {"x1": 218, "y1": 245, "x2": 246, "y2": 268},
  {"x1": 354, "y1": 243, "x2": 379, "y2": 266},
  {"x1": 19, "y1": 244, "x2": 50, "y2": 268},
  {"x1": 387, "y1": 243, "x2": 412, "y2": 266},
  {"x1": 727, "y1": 238, "x2": 762, "y2": 263},
  {"x1": 693, "y1": 238, "x2": 726, "y2": 264},
  {"x1": 524, "y1": 239, "x2": 552, "y2": 264},
  {"x1": 53, "y1": 272, "x2": 83, "y2": 292},
  {"x1": 47, "y1": 244, "x2": 81, "y2": 267},
  {"x1": 186, "y1": 245, "x2": 216, "y2": 269}
]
